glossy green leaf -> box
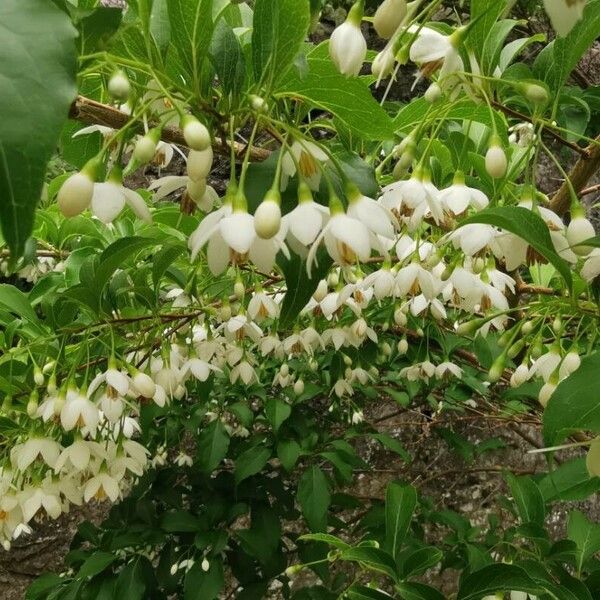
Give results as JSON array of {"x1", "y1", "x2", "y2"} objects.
[
  {"x1": 277, "y1": 438, "x2": 302, "y2": 471},
  {"x1": 506, "y1": 473, "x2": 545, "y2": 526},
  {"x1": 299, "y1": 533, "x2": 350, "y2": 550},
  {"x1": 468, "y1": 0, "x2": 507, "y2": 63},
  {"x1": 459, "y1": 206, "x2": 572, "y2": 288},
  {"x1": 210, "y1": 19, "x2": 246, "y2": 96},
  {"x1": 399, "y1": 546, "x2": 443, "y2": 579},
  {"x1": 543, "y1": 352, "x2": 600, "y2": 443},
  {"x1": 251, "y1": 0, "x2": 310, "y2": 89},
  {"x1": 184, "y1": 559, "x2": 224, "y2": 600},
  {"x1": 385, "y1": 482, "x2": 417, "y2": 560},
  {"x1": 234, "y1": 445, "x2": 271, "y2": 484},
  {"x1": 197, "y1": 420, "x2": 230, "y2": 472},
  {"x1": 76, "y1": 552, "x2": 117, "y2": 579},
  {"x1": 538, "y1": 458, "x2": 600, "y2": 502},
  {"x1": 297, "y1": 465, "x2": 330, "y2": 532},
  {"x1": 457, "y1": 564, "x2": 542, "y2": 599},
  {"x1": 160, "y1": 510, "x2": 202, "y2": 533},
  {"x1": 265, "y1": 397, "x2": 291, "y2": 432},
  {"x1": 340, "y1": 547, "x2": 399, "y2": 582},
  {"x1": 277, "y1": 51, "x2": 394, "y2": 140},
  {"x1": 0, "y1": 284, "x2": 40, "y2": 324},
  {"x1": 0, "y1": 0, "x2": 77, "y2": 255},
  {"x1": 394, "y1": 582, "x2": 445, "y2": 600},
  {"x1": 568, "y1": 510, "x2": 600, "y2": 574},
  {"x1": 114, "y1": 556, "x2": 152, "y2": 600},
  {"x1": 168, "y1": 0, "x2": 214, "y2": 88}
]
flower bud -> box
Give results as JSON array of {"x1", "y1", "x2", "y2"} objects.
[
  {"x1": 566, "y1": 215, "x2": 595, "y2": 256},
  {"x1": 485, "y1": 137, "x2": 507, "y2": 179},
  {"x1": 313, "y1": 279, "x2": 328, "y2": 302},
  {"x1": 394, "y1": 307, "x2": 407, "y2": 326},
  {"x1": 424, "y1": 82, "x2": 442, "y2": 103},
  {"x1": 510, "y1": 592, "x2": 528, "y2": 600},
  {"x1": 280, "y1": 363, "x2": 290, "y2": 377},
  {"x1": 381, "y1": 342, "x2": 392, "y2": 356},
  {"x1": 373, "y1": 0, "x2": 407, "y2": 39},
  {"x1": 523, "y1": 82, "x2": 549, "y2": 105},
  {"x1": 57, "y1": 171, "x2": 95, "y2": 217},
  {"x1": 133, "y1": 372, "x2": 156, "y2": 398},
  {"x1": 182, "y1": 116, "x2": 211, "y2": 151},
  {"x1": 108, "y1": 70, "x2": 130, "y2": 100},
  {"x1": 585, "y1": 437, "x2": 600, "y2": 478},
  {"x1": 510, "y1": 363, "x2": 529, "y2": 388},
  {"x1": 294, "y1": 379, "x2": 305, "y2": 396},
  {"x1": 560, "y1": 351, "x2": 581, "y2": 379},
  {"x1": 186, "y1": 178, "x2": 208, "y2": 203},
  {"x1": 27, "y1": 390, "x2": 39, "y2": 418},
  {"x1": 234, "y1": 280, "x2": 245, "y2": 300},
  {"x1": 521, "y1": 320, "x2": 534, "y2": 335},
  {"x1": 487, "y1": 354, "x2": 506, "y2": 383},
  {"x1": 249, "y1": 95, "x2": 268, "y2": 112},
  {"x1": 329, "y1": 3, "x2": 367, "y2": 77},
  {"x1": 538, "y1": 381, "x2": 556, "y2": 407},
  {"x1": 552, "y1": 316, "x2": 562, "y2": 334},
  {"x1": 254, "y1": 191, "x2": 282, "y2": 239},
  {"x1": 372, "y1": 48, "x2": 395, "y2": 79},
  {"x1": 220, "y1": 303, "x2": 232, "y2": 321},
  {"x1": 34, "y1": 367, "x2": 44, "y2": 386},
  {"x1": 134, "y1": 129, "x2": 160, "y2": 164},
  {"x1": 397, "y1": 338, "x2": 408, "y2": 354},
  {"x1": 507, "y1": 338, "x2": 525, "y2": 359},
  {"x1": 201, "y1": 558, "x2": 210, "y2": 572},
  {"x1": 187, "y1": 147, "x2": 214, "y2": 181}
]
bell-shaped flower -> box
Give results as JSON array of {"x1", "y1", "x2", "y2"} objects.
[
  {"x1": 346, "y1": 182, "x2": 396, "y2": 240},
  {"x1": 20, "y1": 483, "x2": 62, "y2": 522},
  {"x1": 248, "y1": 289, "x2": 279, "y2": 321},
  {"x1": 329, "y1": 2, "x2": 367, "y2": 76},
  {"x1": 284, "y1": 182, "x2": 330, "y2": 252},
  {"x1": 60, "y1": 387, "x2": 99, "y2": 432},
  {"x1": 543, "y1": 0, "x2": 585, "y2": 37},
  {"x1": 11, "y1": 438, "x2": 61, "y2": 472},
  {"x1": 55, "y1": 440, "x2": 102, "y2": 473},
  {"x1": 307, "y1": 195, "x2": 372, "y2": 276},
  {"x1": 438, "y1": 172, "x2": 489, "y2": 216},
  {"x1": 281, "y1": 142, "x2": 329, "y2": 191},
  {"x1": 84, "y1": 471, "x2": 121, "y2": 503}
]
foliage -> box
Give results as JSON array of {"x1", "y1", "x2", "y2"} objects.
[{"x1": 0, "y1": 0, "x2": 598, "y2": 599}]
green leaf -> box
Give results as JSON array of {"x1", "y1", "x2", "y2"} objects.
[
  {"x1": 399, "y1": 546, "x2": 443, "y2": 579},
  {"x1": 0, "y1": 0, "x2": 77, "y2": 255},
  {"x1": 0, "y1": 284, "x2": 40, "y2": 324},
  {"x1": 95, "y1": 236, "x2": 156, "y2": 294},
  {"x1": 234, "y1": 445, "x2": 271, "y2": 484},
  {"x1": 276, "y1": 50, "x2": 394, "y2": 140},
  {"x1": 543, "y1": 352, "x2": 600, "y2": 443},
  {"x1": 152, "y1": 242, "x2": 186, "y2": 289},
  {"x1": 568, "y1": 510, "x2": 600, "y2": 574},
  {"x1": 385, "y1": 482, "x2": 417, "y2": 560},
  {"x1": 264, "y1": 397, "x2": 291, "y2": 432},
  {"x1": 538, "y1": 458, "x2": 600, "y2": 502},
  {"x1": 534, "y1": 0, "x2": 600, "y2": 93},
  {"x1": 277, "y1": 438, "x2": 302, "y2": 471},
  {"x1": 251, "y1": 0, "x2": 310, "y2": 89},
  {"x1": 168, "y1": 0, "x2": 214, "y2": 88},
  {"x1": 459, "y1": 207, "x2": 572, "y2": 288},
  {"x1": 505, "y1": 473, "x2": 545, "y2": 526},
  {"x1": 468, "y1": 0, "x2": 507, "y2": 64},
  {"x1": 395, "y1": 582, "x2": 445, "y2": 600},
  {"x1": 76, "y1": 552, "x2": 117, "y2": 579},
  {"x1": 298, "y1": 533, "x2": 350, "y2": 550},
  {"x1": 370, "y1": 433, "x2": 410, "y2": 462},
  {"x1": 160, "y1": 510, "x2": 202, "y2": 533},
  {"x1": 457, "y1": 564, "x2": 542, "y2": 599},
  {"x1": 210, "y1": 19, "x2": 246, "y2": 96},
  {"x1": 114, "y1": 557, "x2": 151, "y2": 600},
  {"x1": 77, "y1": 5, "x2": 123, "y2": 54},
  {"x1": 346, "y1": 586, "x2": 395, "y2": 600},
  {"x1": 197, "y1": 420, "x2": 230, "y2": 472},
  {"x1": 184, "y1": 559, "x2": 224, "y2": 600},
  {"x1": 277, "y1": 248, "x2": 333, "y2": 328},
  {"x1": 26, "y1": 574, "x2": 64, "y2": 600},
  {"x1": 340, "y1": 547, "x2": 399, "y2": 582},
  {"x1": 297, "y1": 465, "x2": 330, "y2": 532}
]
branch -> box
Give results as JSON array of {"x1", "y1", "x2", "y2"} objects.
[
  {"x1": 68, "y1": 95, "x2": 271, "y2": 162},
  {"x1": 550, "y1": 134, "x2": 600, "y2": 216}
]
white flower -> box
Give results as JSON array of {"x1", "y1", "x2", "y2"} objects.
[
  {"x1": 329, "y1": 15, "x2": 367, "y2": 77},
  {"x1": 396, "y1": 263, "x2": 439, "y2": 299},
  {"x1": 446, "y1": 223, "x2": 497, "y2": 256},
  {"x1": 12, "y1": 438, "x2": 61, "y2": 472},
  {"x1": 20, "y1": 484, "x2": 62, "y2": 522},
  {"x1": 55, "y1": 440, "x2": 101, "y2": 473},
  {"x1": 230, "y1": 361, "x2": 257, "y2": 385},
  {"x1": 57, "y1": 172, "x2": 95, "y2": 217},
  {"x1": 362, "y1": 268, "x2": 396, "y2": 300},
  {"x1": 307, "y1": 209, "x2": 372, "y2": 275},
  {"x1": 438, "y1": 178, "x2": 489, "y2": 216},
  {"x1": 582, "y1": 249, "x2": 600, "y2": 281},
  {"x1": 281, "y1": 142, "x2": 329, "y2": 191},
  {"x1": 566, "y1": 215, "x2": 595, "y2": 256},
  {"x1": 60, "y1": 388, "x2": 99, "y2": 432},
  {"x1": 435, "y1": 362, "x2": 462, "y2": 379},
  {"x1": 529, "y1": 347, "x2": 561, "y2": 382},
  {"x1": 347, "y1": 185, "x2": 396, "y2": 240},
  {"x1": 84, "y1": 472, "x2": 121, "y2": 502},
  {"x1": 284, "y1": 185, "x2": 330, "y2": 250},
  {"x1": 543, "y1": 0, "x2": 586, "y2": 37},
  {"x1": 182, "y1": 357, "x2": 220, "y2": 382},
  {"x1": 91, "y1": 181, "x2": 152, "y2": 224},
  {"x1": 373, "y1": 0, "x2": 407, "y2": 39},
  {"x1": 248, "y1": 291, "x2": 279, "y2": 321}
]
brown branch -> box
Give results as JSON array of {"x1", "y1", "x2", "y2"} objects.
[
  {"x1": 580, "y1": 183, "x2": 600, "y2": 198},
  {"x1": 550, "y1": 134, "x2": 600, "y2": 217},
  {"x1": 68, "y1": 95, "x2": 271, "y2": 162}
]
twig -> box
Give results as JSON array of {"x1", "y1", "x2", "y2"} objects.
[
  {"x1": 550, "y1": 134, "x2": 600, "y2": 216},
  {"x1": 68, "y1": 96, "x2": 271, "y2": 162}
]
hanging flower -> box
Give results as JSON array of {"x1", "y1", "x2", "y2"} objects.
[{"x1": 329, "y1": 1, "x2": 367, "y2": 76}]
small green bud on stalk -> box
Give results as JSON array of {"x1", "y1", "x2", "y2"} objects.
[
  {"x1": 234, "y1": 280, "x2": 245, "y2": 300},
  {"x1": 521, "y1": 320, "x2": 534, "y2": 335},
  {"x1": 33, "y1": 366, "x2": 44, "y2": 386},
  {"x1": 293, "y1": 379, "x2": 305, "y2": 396},
  {"x1": 457, "y1": 318, "x2": 486, "y2": 336},
  {"x1": 108, "y1": 69, "x2": 131, "y2": 100},
  {"x1": 552, "y1": 316, "x2": 562, "y2": 334},
  {"x1": 397, "y1": 338, "x2": 408, "y2": 354},
  {"x1": 524, "y1": 82, "x2": 549, "y2": 105},
  {"x1": 27, "y1": 390, "x2": 39, "y2": 418},
  {"x1": 424, "y1": 82, "x2": 442, "y2": 103},
  {"x1": 508, "y1": 338, "x2": 526, "y2": 359},
  {"x1": 249, "y1": 95, "x2": 268, "y2": 113},
  {"x1": 498, "y1": 329, "x2": 513, "y2": 348},
  {"x1": 531, "y1": 339, "x2": 543, "y2": 359},
  {"x1": 487, "y1": 353, "x2": 507, "y2": 383},
  {"x1": 181, "y1": 115, "x2": 211, "y2": 151}
]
